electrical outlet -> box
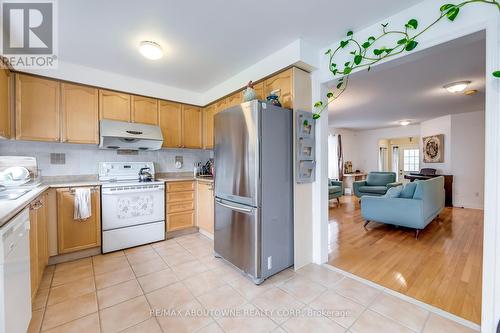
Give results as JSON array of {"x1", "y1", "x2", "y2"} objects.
[{"x1": 267, "y1": 256, "x2": 272, "y2": 270}]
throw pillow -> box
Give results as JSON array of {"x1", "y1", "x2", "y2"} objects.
[
  {"x1": 400, "y1": 182, "x2": 417, "y2": 198},
  {"x1": 385, "y1": 185, "x2": 403, "y2": 198}
]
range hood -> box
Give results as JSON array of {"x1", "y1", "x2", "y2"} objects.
[{"x1": 99, "y1": 120, "x2": 163, "y2": 150}]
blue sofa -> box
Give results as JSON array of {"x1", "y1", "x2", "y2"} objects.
[
  {"x1": 328, "y1": 179, "x2": 344, "y2": 204},
  {"x1": 353, "y1": 172, "x2": 401, "y2": 198},
  {"x1": 361, "y1": 176, "x2": 445, "y2": 239}
]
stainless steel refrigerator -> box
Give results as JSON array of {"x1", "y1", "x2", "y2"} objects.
[{"x1": 214, "y1": 100, "x2": 293, "y2": 284}]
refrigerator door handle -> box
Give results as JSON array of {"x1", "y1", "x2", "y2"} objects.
[{"x1": 215, "y1": 198, "x2": 253, "y2": 214}]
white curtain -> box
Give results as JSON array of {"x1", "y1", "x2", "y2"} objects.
[
  {"x1": 328, "y1": 134, "x2": 339, "y2": 179},
  {"x1": 378, "y1": 147, "x2": 388, "y2": 171},
  {"x1": 392, "y1": 146, "x2": 399, "y2": 173}
]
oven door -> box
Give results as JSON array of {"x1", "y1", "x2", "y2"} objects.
[{"x1": 101, "y1": 184, "x2": 165, "y2": 231}]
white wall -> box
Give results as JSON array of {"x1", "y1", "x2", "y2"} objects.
[
  {"x1": 330, "y1": 125, "x2": 421, "y2": 173},
  {"x1": 0, "y1": 140, "x2": 211, "y2": 177},
  {"x1": 420, "y1": 115, "x2": 452, "y2": 174},
  {"x1": 451, "y1": 111, "x2": 485, "y2": 208}
]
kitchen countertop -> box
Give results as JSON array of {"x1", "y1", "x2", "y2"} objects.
[{"x1": 0, "y1": 174, "x2": 214, "y2": 228}]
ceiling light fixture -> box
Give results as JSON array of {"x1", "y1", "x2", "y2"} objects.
[
  {"x1": 443, "y1": 80, "x2": 471, "y2": 93},
  {"x1": 138, "y1": 41, "x2": 163, "y2": 60},
  {"x1": 399, "y1": 120, "x2": 411, "y2": 126}
]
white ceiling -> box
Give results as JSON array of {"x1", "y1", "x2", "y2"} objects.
[
  {"x1": 58, "y1": 0, "x2": 422, "y2": 93},
  {"x1": 328, "y1": 31, "x2": 486, "y2": 130}
]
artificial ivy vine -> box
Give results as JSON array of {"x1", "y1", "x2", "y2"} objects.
[{"x1": 313, "y1": 0, "x2": 500, "y2": 119}]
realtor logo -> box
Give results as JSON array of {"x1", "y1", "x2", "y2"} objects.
[{"x1": 1, "y1": 0, "x2": 57, "y2": 68}]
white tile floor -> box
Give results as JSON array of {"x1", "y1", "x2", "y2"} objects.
[{"x1": 28, "y1": 233, "x2": 479, "y2": 333}]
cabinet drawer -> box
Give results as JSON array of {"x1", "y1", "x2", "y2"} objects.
[
  {"x1": 167, "y1": 191, "x2": 194, "y2": 203},
  {"x1": 167, "y1": 211, "x2": 194, "y2": 231},
  {"x1": 166, "y1": 181, "x2": 194, "y2": 192},
  {"x1": 167, "y1": 200, "x2": 194, "y2": 214}
]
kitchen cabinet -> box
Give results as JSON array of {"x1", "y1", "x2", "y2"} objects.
[
  {"x1": 264, "y1": 68, "x2": 293, "y2": 109},
  {"x1": 182, "y1": 105, "x2": 202, "y2": 149},
  {"x1": 29, "y1": 193, "x2": 49, "y2": 300},
  {"x1": 159, "y1": 100, "x2": 182, "y2": 148},
  {"x1": 0, "y1": 68, "x2": 10, "y2": 139},
  {"x1": 61, "y1": 83, "x2": 99, "y2": 144},
  {"x1": 16, "y1": 74, "x2": 60, "y2": 142},
  {"x1": 132, "y1": 95, "x2": 158, "y2": 125},
  {"x1": 166, "y1": 181, "x2": 195, "y2": 232},
  {"x1": 57, "y1": 187, "x2": 101, "y2": 254},
  {"x1": 225, "y1": 91, "x2": 242, "y2": 108},
  {"x1": 99, "y1": 89, "x2": 131, "y2": 122},
  {"x1": 253, "y1": 81, "x2": 264, "y2": 100},
  {"x1": 202, "y1": 104, "x2": 216, "y2": 149},
  {"x1": 196, "y1": 181, "x2": 214, "y2": 235}
]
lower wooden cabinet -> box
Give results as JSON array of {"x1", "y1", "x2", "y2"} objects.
[
  {"x1": 29, "y1": 192, "x2": 49, "y2": 300},
  {"x1": 166, "y1": 181, "x2": 195, "y2": 232},
  {"x1": 56, "y1": 187, "x2": 101, "y2": 254},
  {"x1": 196, "y1": 181, "x2": 214, "y2": 235}
]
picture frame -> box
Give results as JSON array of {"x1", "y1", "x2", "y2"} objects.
[{"x1": 422, "y1": 134, "x2": 444, "y2": 163}]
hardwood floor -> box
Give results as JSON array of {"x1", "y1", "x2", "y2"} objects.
[{"x1": 328, "y1": 196, "x2": 483, "y2": 324}]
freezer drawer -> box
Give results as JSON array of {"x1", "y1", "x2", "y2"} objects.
[{"x1": 214, "y1": 198, "x2": 260, "y2": 278}]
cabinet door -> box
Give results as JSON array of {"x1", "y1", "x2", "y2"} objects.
[
  {"x1": 253, "y1": 81, "x2": 264, "y2": 100},
  {"x1": 158, "y1": 101, "x2": 182, "y2": 148},
  {"x1": 196, "y1": 182, "x2": 214, "y2": 234},
  {"x1": 132, "y1": 96, "x2": 158, "y2": 125},
  {"x1": 36, "y1": 194, "x2": 48, "y2": 282},
  {"x1": 202, "y1": 104, "x2": 216, "y2": 149},
  {"x1": 61, "y1": 83, "x2": 99, "y2": 144},
  {"x1": 57, "y1": 188, "x2": 101, "y2": 254},
  {"x1": 0, "y1": 69, "x2": 10, "y2": 138},
  {"x1": 225, "y1": 91, "x2": 242, "y2": 108},
  {"x1": 167, "y1": 211, "x2": 194, "y2": 232},
  {"x1": 182, "y1": 105, "x2": 202, "y2": 148},
  {"x1": 264, "y1": 68, "x2": 293, "y2": 109},
  {"x1": 16, "y1": 74, "x2": 60, "y2": 141},
  {"x1": 99, "y1": 89, "x2": 131, "y2": 122},
  {"x1": 29, "y1": 205, "x2": 39, "y2": 299}
]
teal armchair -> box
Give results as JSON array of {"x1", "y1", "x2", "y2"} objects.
[
  {"x1": 353, "y1": 172, "x2": 401, "y2": 198},
  {"x1": 361, "y1": 177, "x2": 445, "y2": 239},
  {"x1": 328, "y1": 179, "x2": 344, "y2": 204}
]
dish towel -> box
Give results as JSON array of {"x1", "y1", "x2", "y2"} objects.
[{"x1": 74, "y1": 188, "x2": 92, "y2": 220}]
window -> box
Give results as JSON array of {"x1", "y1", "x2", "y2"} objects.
[{"x1": 403, "y1": 149, "x2": 419, "y2": 172}]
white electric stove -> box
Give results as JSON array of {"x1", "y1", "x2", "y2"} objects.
[{"x1": 99, "y1": 162, "x2": 165, "y2": 253}]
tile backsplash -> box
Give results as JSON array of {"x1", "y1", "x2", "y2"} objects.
[{"x1": 0, "y1": 140, "x2": 212, "y2": 176}]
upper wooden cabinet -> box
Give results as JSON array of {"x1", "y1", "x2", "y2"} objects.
[
  {"x1": 159, "y1": 100, "x2": 182, "y2": 148},
  {"x1": 226, "y1": 91, "x2": 242, "y2": 108},
  {"x1": 61, "y1": 83, "x2": 99, "y2": 144},
  {"x1": 132, "y1": 95, "x2": 158, "y2": 125},
  {"x1": 264, "y1": 68, "x2": 293, "y2": 109},
  {"x1": 16, "y1": 74, "x2": 60, "y2": 142},
  {"x1": 253, "y1": 81, "x2": 264, "y2": 100},
  {"x1": 182, "y1": 105, "x2": 202, "y2": 149},
  {"x1": 57, "y1": 187, "x2": 101, "y2": 254},
  {"x1": 202, "y1": 104, "x2": 216, "y2": 149},
  {"x1": 99, "y1": 89, "x2": 131, "y2": 122},
  {"x1": 0, "y1": 69, "x2": 10, "y2": 139}
]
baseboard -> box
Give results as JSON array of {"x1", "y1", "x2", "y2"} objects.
[
  {"x1": 198, "y1": 228, "x2": 214, "y2": 240},
  {"x1": 166, "y1": 226, "x2": 199, "y2": 239},
  {"x1": 48, "y1": 246, "x2": 101, "y2": 265}
]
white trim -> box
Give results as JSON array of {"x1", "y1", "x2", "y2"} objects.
[
  {"x1": 322, "y1": 264, "x2": 481, "y2": 332},
  {"x1": 312, "y1": 4, "x2": 500, "y2": 332}
]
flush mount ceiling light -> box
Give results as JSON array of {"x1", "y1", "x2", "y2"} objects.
[
  {"x1": 138, "y1": 41, "x2": 163, "y2": 60},
  {"x1": 443, "y1": 80, "x2": 471, "y2": 93},
  {"x1": 399, "y1": 120, "x2": 411, "y2": 126}
]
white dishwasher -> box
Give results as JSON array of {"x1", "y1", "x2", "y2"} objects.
[{"x1": 0, "y1": 208, "x2": 31, "y2": 333}]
